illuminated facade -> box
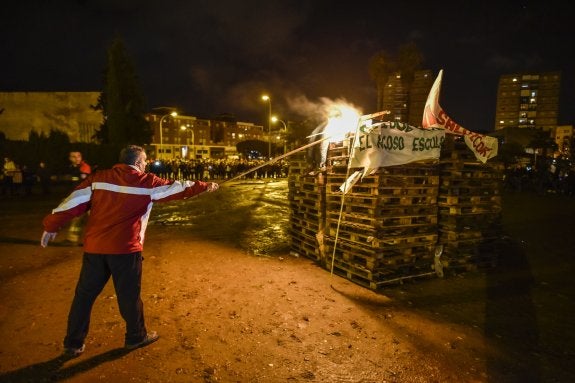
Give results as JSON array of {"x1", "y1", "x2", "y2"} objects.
[
  {"x1": 380, "y1": 69, "x2": 433, "y2": 127},
  {"x1": 494, "y1": 72, "x2": 561, "y2": 131},
  {"x1": 0, "y1": 91, "x2": 101, "y2": 142},
  {"x1": 147, "y1": 113, "x2": 265, "y2": 160}
]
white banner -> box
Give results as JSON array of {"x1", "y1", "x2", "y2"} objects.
[{"x1": 349, "y1": 121, "x2": 445, "y2": 174}]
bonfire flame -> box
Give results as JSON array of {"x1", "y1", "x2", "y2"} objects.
[{"x1": 321, "y1": 102, "x2": 362, "y2": 142}]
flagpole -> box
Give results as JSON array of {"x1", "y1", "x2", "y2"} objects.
[
  {"x1": 220, "y1": 136, "x2": 332, "y2": 184},
  {"x1": 328, "y1": 125, "x2": 360, "y2": 283}
]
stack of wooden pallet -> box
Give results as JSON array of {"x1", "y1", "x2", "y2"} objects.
[
  {"x1": 438, "y1": 136, "x2": 504, "y2": 270},
  {"x1": 287, "y1": 152, "x2": 326, "y2": 261},
  {"x1": 322, "y1": 140, "x2": 440, "y2": 290},
  {"x1": 287, "y1": 135, "x2": 504, "y2": 290}
]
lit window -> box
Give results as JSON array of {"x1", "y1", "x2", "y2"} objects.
[{"x1": 500, "y1": 120, "x2": 505, "y2": 124}]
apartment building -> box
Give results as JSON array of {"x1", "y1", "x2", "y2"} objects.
[
  {"x1": 147, "y1": 113, "x2": 265, "y2": 160},
  {"x1": 380, "y1": 69, "x2": 433, "y2": 127},
  {"x1": 494, "y1": 72, "x2": 561, "y2": 131}
]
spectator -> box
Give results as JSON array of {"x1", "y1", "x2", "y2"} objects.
[
  {"x1": 66, "y1": 151, "x2": 92, "y2": 244},
  {"x1": 2, "y1": 157, "x2": 17, "y2": 195},
  {"x1": 37, "y1": 161, "x2": 52, "y2": 195}
]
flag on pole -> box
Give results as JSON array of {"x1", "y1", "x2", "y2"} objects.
[{"x1": 422, "y1": 70, "x2": 498, "y2": 163}]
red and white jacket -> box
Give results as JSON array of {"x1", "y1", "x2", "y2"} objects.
[{"x1": 43, "y1": 164, "x2": 209, "y2": 254}]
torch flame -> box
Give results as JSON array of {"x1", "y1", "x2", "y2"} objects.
[
  {"x1": 313, "y1": 98, "x2": 361, "y2": 142},
  {"x1": 321, "y1": 101, "x2": 362, "y2": 142}
]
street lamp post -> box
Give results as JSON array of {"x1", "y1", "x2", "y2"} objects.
[
  {"x1": 261, "y1": 95, "x2": 271, "y2": 159},
  {"x1": 180, "y1": 124, "x2": 195, "y2": 159},
  {"x1": 271, "y1": 116, "x2": 288, "y2": 154},
  {"x1": 159, "y1": 111, "x2": 177, "y2": 159}
]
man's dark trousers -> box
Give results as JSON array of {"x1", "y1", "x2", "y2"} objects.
[{"x1": 64, "y1": 252, "x2": 147, "y2": 348}]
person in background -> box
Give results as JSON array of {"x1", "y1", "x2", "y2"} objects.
[
  {"x1": 21, "y1": 164, "x2": 35, "y2": 195},
  {"x1": 68, "y1": 151, "x2": 91, "y2": 181},
  {"x1": 2, "y1": 157, "x2": 17, "y2": 195},
  {"x1": 66, "y1": 151, "x2": 92, "y2": 244},
  {"x1": 41, "y1": 144, "x2": 219, "y2": 357},
  {"x1": 37, "y1": 161, "x2": 52, "y2": 195}
]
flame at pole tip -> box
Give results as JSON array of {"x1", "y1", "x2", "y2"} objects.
[{"x1": 321, "y1": 101, "x2": 362, "y2": 142}]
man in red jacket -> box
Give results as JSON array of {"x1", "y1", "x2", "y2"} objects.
[{"x1": 41, "y1": 145, "x2": 219, "y2": 357}]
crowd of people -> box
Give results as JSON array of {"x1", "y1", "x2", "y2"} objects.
[
  {"x1": 145, "y1": 157, "x2": 289, "y2": 180},
  {"x1": 503, "y1": 160, "x2": 575, "y2": 195},
  {"x1": 0, "y1": 154, "x2": 290, "y2": 197},
  {"x1": 1, "y1": 157, "x2": 45, "y2": 196}
]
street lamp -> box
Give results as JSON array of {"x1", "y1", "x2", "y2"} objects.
[
  {"x1": 261, "y1": 95, "x2": 271, "y2": 159},
  {"x1": 159, "y1": 111, "x2": 177, "y2": 159},
  {"x1": 180, "y1": 124, "x2": 195, "y2": 159},
  {"x1": 271, "y1": 116, "x2": 288, "y2": 154}
]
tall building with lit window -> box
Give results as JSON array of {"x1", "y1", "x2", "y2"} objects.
[
  {"x1": 494, "y1": 72, "x2": 561, "y2": 131},
  {"x1": 408, "y1": 70, "x2": 434, "y2": 127},
  {"x1": 380, "y1": 69, "x2": 433, "y2": 127}
]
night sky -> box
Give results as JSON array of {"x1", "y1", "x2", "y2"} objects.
[{"x1": 1, "y1": 0, "x2": 574, "y2": 133}]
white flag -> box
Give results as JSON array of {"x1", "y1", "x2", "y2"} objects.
[{"x1": 422, "y1": 70, "x2": 498, "y2": 163}]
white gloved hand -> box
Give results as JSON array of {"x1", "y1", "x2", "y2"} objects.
[
  {"x1": 207, "y1": 182, "x2": 219, "y2": 192},
  {"x1": 41, "y1": 231, "x2": 57, "y2": 248}
]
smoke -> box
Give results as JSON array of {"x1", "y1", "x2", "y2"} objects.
[{"x1": 286, "y1": 94, "x2": 363, "y2": 124}]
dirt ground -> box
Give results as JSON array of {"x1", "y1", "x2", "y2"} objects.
[{"x1": 0, "y1": 181, "x2": 573, "y2": 382}]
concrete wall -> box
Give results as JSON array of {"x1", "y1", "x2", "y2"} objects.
[{"x1": 0, "y1": 92, "x2": 102, "y2": 142}]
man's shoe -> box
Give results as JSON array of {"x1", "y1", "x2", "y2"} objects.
[
  {"x1": 63, "y1": 344, "x2": 85, "y2": 357},
  {"x1": 125, "y1": 331, "x2": 159, "y2": 350}
]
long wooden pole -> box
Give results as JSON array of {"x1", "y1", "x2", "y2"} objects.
[{"x1": 220, "y1": 136, "x2": 331, "y2": 184}]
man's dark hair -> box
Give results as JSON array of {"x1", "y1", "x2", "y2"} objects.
[{"x1": 119, "y1": 145, "x2": 145, "y2": 165}]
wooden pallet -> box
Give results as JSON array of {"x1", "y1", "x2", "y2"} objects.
[
  {"x1": 326, "y1": 183, "x2": 438, "y2": 197},
  {"x1": 438, "y1": 229, "x2": 483, "y2": 242},
  {"x1": 324, "y1": 246, "x2": 437, "y2": 290},
  {"x1": 439, "y1": 205, "x2": 501, "y2": 215},
  {"x1": 439, "y1": 178, "x2": 501, "y2": 188},
  {"x1": 438, "y1": 195, "x2": 501, "y2": 205},
  {"x1": 326, "y1": 193, "x2": 438, "y2": 208},
  {"x1": 289, "y1": 202, "x2": 323, "y2": 216},
  {"x1": 326, "y1": 202, "x2": 438, "y2": 221},
  {"x1": 325, "y1": 206, "x2": 437, "y2": 226},
  {"x1": 289, "y1": 230, "x2": 321, "y2": 261},
  {"x1": 290, "y1": 190, "x2": 324, "y2": 203},
  {"x1": 326, "y1": 220, "x2": 437, "y2": 242}
]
